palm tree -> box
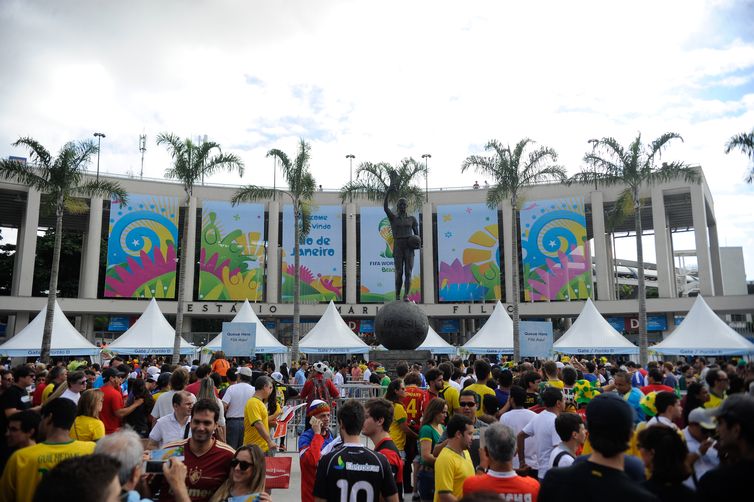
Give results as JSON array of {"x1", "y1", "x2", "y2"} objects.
[
  {"x1": 0, "y1": 138, "x2": 127, "y2": 363},
  {"x1": 462, "y1": 139, "x2": 566, "y2": 361},
  {"x1": 156, "y1": 133, "x2": 244, "y2": 364},
  {"x1": 572, "y1": 133, "x2": 698, "y2": 366},
  {"x1": 339, "y1": 158, "x2": 427, "y2": 210},
  {"x1": 232, "y1": 139, "x2": 316, "y2": 361},
  {"x1": 724, "y1": 129, "x2": 754, "y2": 183}
]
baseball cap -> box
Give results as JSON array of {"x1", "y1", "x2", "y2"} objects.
[
  {"x1": 555, "y1": 361, "x2": 565, "y2": 369},
  {"x1": 687, "y1": 407, "x2": 716, "y2": 429},
  {"x1": 237, "y1": 367, "x2": 253, "y2": 378},
  {"x1": 146, "y1": 366, "x2": 161, "y2": 377},
  {"x1": 102, "y1": 367, "x2": 126, "y2": 380},
  {"x1": 375, "y1": 366, "x2": 386, "y2": 374},
  {"x1": 271, "y1": 371, "x2": 284, "y2": 383},
  {"x1": 146, "y1": 374, "x2": 158, "y2": 383}
]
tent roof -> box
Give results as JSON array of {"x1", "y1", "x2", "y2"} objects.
[
  {"x1": 299, "y1": 301, "x2": 370, "y2": 355},
  {"x1": 554, "y1": 298, "x2": 638, "y2": 355},
  {"x1": 462, "y1": 301, "x2": 514, "y2": 354},
  {"x1": 375, "y1": 325, "x2": 457, "y2": 355},
  {"x1": 205, "y1": 300, "x2": 287, "y2": 354},
  {"x1": 0, "y1": 301, "x2": 99, "y2": 356},
  {"x1": 652, "y1": 296, "x2": 754, "y2": 356},
  {"x1": 108, "y1": 298, "x2": 195, "y2": 355}
]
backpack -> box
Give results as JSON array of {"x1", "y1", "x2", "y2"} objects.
[{"x1": 553, "y1": 449, "x2": 575, "y2": 467}]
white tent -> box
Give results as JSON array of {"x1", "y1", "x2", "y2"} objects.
[
  {"x1": 375, "y1": 325, "x2": 457, "y2": 355},
  {"x1": 0, "y1": 301, "x2": 99, "y2": 356},
  {"x1": 652, "y1": 296, "x2": 754, "y2": 356},
  {"x1": 203, "y1": 300, "x2": 288, "y2": 367},
  {"x1": 553, "y1": 298, "x2": 639, "y2": 355},
  {"x1": 462, "y1": 301, "x2": 514, "y2": 354},
  {"x1": 107, "y1": 298, "x2": 195, "y2": 355},
  {"x1": 299, "y1": 301, "x2": 370, "y2": 355}
]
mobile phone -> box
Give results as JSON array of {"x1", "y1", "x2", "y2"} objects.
[{"x1": 144, "y1": 446, "x2": 184, "y2": 474}]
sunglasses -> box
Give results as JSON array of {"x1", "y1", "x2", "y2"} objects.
[
  {"x1": 460, "y1": 402, "x2": 477, "y2": 408},
  {"x1": 231, "y1": 459, "x2": 253, "y2": 471},
  {"x1": 77, "y1": 380, "x2": 87, "y2": 385}
]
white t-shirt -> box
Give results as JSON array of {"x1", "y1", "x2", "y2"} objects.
[
  {"x1": 151, "y1": 390, "x2": 177, "y2": 419},
  {"x1": 500, "y1": 408, "x2": 537, "y2": 470},
  {"x1": 149, "y1": 412, "x2": 191, "y2": 448},
  {"x1": 60, "y1": 389, "x2": 81, "y2": 405},
  {"x1": 449, "y1": 379, "x2": 463, "y2": 391},
  {"x1": 222, "y1": 382, "x2": 255, "y2": 418},
  {"x1": 521, "y1": 409, "x2": 561, "y2": 479},
  {"x1": 548, "y1": 444, "x2": 575, "y2": 469},
  {"x1": 683, "y1": 427, "x2": 719, "y2": 489}
]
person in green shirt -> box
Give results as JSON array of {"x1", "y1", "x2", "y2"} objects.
[
  {"x1": 417, "y1": 398, "x2": 448, "y2": 502},
  {"x1": 376, "y1": 366, "x2": 391, "y2": 387}
]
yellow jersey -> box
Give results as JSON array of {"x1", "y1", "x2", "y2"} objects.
[
  {"x1": 243, "y1": 396, "x2": 270, "y2": 451},
  {"x1": 464, "y1": 383, "x2": 496, "y2": 418},
  {"x1": 70, "y1": 416, "x2": 105, "y2": 442},
  {"x1": 389, "y1": 402, "x2": 408, "y2": 451}
]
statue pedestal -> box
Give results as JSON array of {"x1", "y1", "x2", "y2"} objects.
[{"x1": 369, "y1": 349, "x2": 432, "y2": 377}]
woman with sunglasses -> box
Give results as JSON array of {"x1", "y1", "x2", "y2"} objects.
[
  {"x1": 209, "y1": 444, "x2": 271, "y2": 502},
  {"x1": 70, "y1": 389, "x2": 105, "y2": 441},
  {"x1": 385, "y1": 378, "x2": 418, "y2": 465},
  {"x1": 417, "y1": 398, "x2": 448, "y2": 502}
]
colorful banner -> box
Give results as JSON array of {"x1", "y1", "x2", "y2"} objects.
[
  {"x1": 105, "y1": 194, "x2": 179, "y2": 298},
  {"x1": 436, "y1": 204, "x2": 501, "y2": 302},
  {"x1": 520, "y1": 197, "x2": 592, "y2": 301},
  {"x1": 281, "y1": 204, "x2": 342, "y2": 302},
  {"x1": 359, "y1": 206, "x2": 422, "y2": 302},
  {"x1": 199, "y1": 201, "x2": 265, "y2": 301}
]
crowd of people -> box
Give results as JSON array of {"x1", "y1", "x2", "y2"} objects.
[{"x1": 0, "y1": 351, "x2": 753, "y2": 502}]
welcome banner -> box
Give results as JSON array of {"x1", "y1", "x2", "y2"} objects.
[
  {"x1": 359, "y1": 206, "x2": 421, "y2": 302},
  {"x1": 105, "y1": 194, "x2": 179, "y2": 298},
  {"x1": 519, "y1": 197, "x2": 592, "y2": 301},
  {"x1": 436, "y1": 203, "x2": 501, "y2": 302},
  {"x1": 199, "y1": 201, "x2": 265, "y2": 301},
  {"x1": 281, "y1": 204, "x2": 343, "y2": 302}
]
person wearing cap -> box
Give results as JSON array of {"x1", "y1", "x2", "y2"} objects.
[
  {"x1": 682, "y1": 407, "x2": 719, "y2": 490},
  {"x1": 300, "y1": 362, "x2": 339, "y2": 413},
  {"x1": 538, "y1": 393, "x2": 659, "y2": 502},
  {"x1": 220, "y1": 366, "x2": 255, "y2": 449},
  {"x1": 99, "y1": 366, "x2": 143, "y2": 435},
  {"x1": 376, "y1": 366, "x2": 391, "y2": 387},
  {"x1": 299, "y1": 399, "x2": 334, "y2": 502},
  {"x1": 697, "y1": 394, "x2": 754, "y2": 499}
]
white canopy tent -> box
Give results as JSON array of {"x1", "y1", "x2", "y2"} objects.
[
  {"x1": 0, "y1": 301, "x2": 99, "y2": 357},
  {"x1": 462, "y1": 301, "x2": 514, "y2": 354},
  {"x1": 375, "y1": 324, "x2": 457, "y2": 355},
  {"x1": 651, "y1": 296, "x2": 754, "y2": 356},
  {"x1": 203, "y1": 300, "x2": 288, "y2": 367},
  {"x1": 107, "y1": 298, "x2": 195, "y2": 355},
  {"x1": 554, "y1": 298, "x2": 638, "y2": 355},
  {"x1": 299, "y1": 301, "x2": 370, "y2": 355}
]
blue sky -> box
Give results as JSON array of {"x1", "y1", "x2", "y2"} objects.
[{"x1": 1, "y1": 0, "x2": 753, "y2": 278}]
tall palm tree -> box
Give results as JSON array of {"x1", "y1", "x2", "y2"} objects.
[
  {"x1": 339, "y1": 158, "x2": 427, "y2": 210},
  {"x1": 232, "y1": 139, "x2": 316, "y2": 361},
  {"x1": 462, "y1": 139, "x2": 566, "y2": 361},
  {"x1": 572, "y1": 133, "x2": 698, "y2": 366},
  {"x1": 156, "y1": 133, "x2": 244, "y2": 364},
  {"x1": 724, "y1": 129, "x2": 754, "y2": 183},
  {"x1": 0, "y1": 138, "x2": 127, "y2": 363}
]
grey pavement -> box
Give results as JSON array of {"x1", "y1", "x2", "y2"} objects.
[{"x1": 271, "y1": 452, "x2": 301, "y2": 502}]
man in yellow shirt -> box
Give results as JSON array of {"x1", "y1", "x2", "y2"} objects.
[
  {"x1": 464, "y1": 360, "x2": 497, "y2": 419},
  {"x1": 243, "y1": 375, "x2": 276, "y2": 454},
  {"x1": 434, "y1": 414, "x2": 475, "y2": 502},
  {"x1": 703, "y1": 370, "x2": 729, "y2": 410},
  {"x1": 438, "y1": 362, "x2": 460, "y2": 417},
  {"x1": 0, "y1": 398, "x2": 95, "y2": 502}
]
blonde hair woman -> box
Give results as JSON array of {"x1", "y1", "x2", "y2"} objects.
[
  {"x1": 210, "y1": 445, "x2": 270, "y2": 502},
  {"x1": 70, "y1": 389, "x2": 105, "y2": 441}
]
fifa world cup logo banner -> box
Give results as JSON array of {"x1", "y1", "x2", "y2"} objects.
[
  {"x1": 519, "y1": 197, "x2": 592, "y2": 301},
  {"x1": 105, "y1": 195, "x2": 179, "y2": 298},
  {"x1": 359, "y1": 206, "x2": 422, "y2": 302},
  {"x1": 281, "y1": 204, "x2": 343, "y2": 302},
  {"x1": 198, "y1": 201, "x2": 265, "y2": 301},
  {"x1": 436, "y1": 204, "x2": 501, "y2": 302}
]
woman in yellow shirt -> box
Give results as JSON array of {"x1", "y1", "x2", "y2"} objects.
[
  {"x1": 70, "y1": 389, "x2": 106, "y2": 441},
  {"x1": 385, "y1": 378, "x2": 418, "y2": 458}
]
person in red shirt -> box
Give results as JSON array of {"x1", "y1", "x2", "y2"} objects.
[
  {"x1": 300, "y1": 362, "x2": 339, "y2": 408},
  {"x1": 185, "y1": 365, "x2": 212, "y2": 396},
  {"x1": 640, "y1": 369, "x2": 675, "y2": 395},
  {"x1": 99, "y1": 366, "x2": 143, "y2": 434},
  {"x1": 363, "y1": 398, "x2": 405, "y2": 500},
  {"x1": 31, "y1": 370, "x2": 47, "y2": 407},
  {"x1": 403, "y1": 371, "x2": 428, "y2": 496},
  {"x1": 298, "y1": 400, "x2": 335, "y2": 502},
  {"x1": 463, "y1": 422, "x2": 540, "y2": 501}
]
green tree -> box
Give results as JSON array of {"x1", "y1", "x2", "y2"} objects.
[
  {"x1": 232, "y1": 139, "x2": 316, "y2": 361},
  {"x1": 339, "y1": 158, "x2": 427, "y2": 210},
  {"x1": 33, "y1": 228, "x2": 82, "y2": 297},
  {"x1": 462, "y1": 139, "x2": 566, "y2": 361},
  {"x1": 0, "y1": 138, "x2": 127, "y2": 362},
  {"x1": 724, "y1": 129, "x2": 754, "y2": 183},
  {"x1": 156, "y1": 133, "x2": 244, "y2": 364},
  {"x1": 572, "y1": 133, "x2": 698, "y2": 366}
]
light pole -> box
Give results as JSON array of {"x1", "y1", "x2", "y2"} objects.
[
  {"x1": 93, "y1": 132, "x2": 106, "y2": 181},
  {"x1": 422, "y1": 153, "x2": 431, "y2": 202},
  {"x1": 138, "y1": 134, "x2": 147, "y2": 179},
  {"x1": 346, "y1": 154, "x2": 355, "y2": 201}
]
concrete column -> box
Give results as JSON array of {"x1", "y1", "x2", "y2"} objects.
[
  {"x1": 10, "y1": 189, "x2": 41, "y2": 336},
  {"x1": 181, "y1": 196, "x2": 198, "y2": 302},
  {"x1": 421, "y1": 201, "x2": 435, "y2": 304},
  {"x1": 690, "y1": 185, "x2": 714, "y2": 296},
  {"x1": 266, "y1": 201, "x2": 280, "y2": 303},
  {"x1": 501, "y1": 202, "x2": 514, "y2": 303},
  {"x1": 346, "y1": 203, "x2": 357, "y2": 304},
  {"x1": 590, "y1": 192, "x2": 613, "y2": 301},
  {"x1": 709, "y1": 223, "x2": 723, "y2": 295},
  {"x1": 80, "y1": 197, "x2": 103, "y2": 299},
  {"x1": 650, "y1": 188, "x2": 673, "y2": 298}
]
